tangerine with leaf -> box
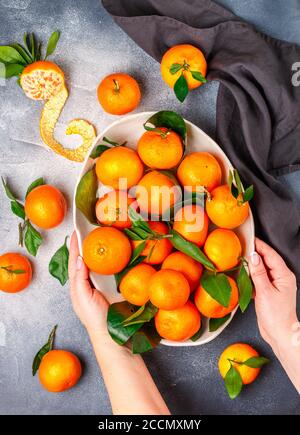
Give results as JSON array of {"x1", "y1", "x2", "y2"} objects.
[
  {"x1": 137, "y1": 127, "x2": 183, "y2": 169},
  {"x1": 204, "y1": 229, "x2": 242, "y2": 272},
  {"x1": 0, "y1": 253, "x2": 32, "y2": 293}
]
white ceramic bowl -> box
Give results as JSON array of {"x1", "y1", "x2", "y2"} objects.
[{"x1": 73, "y1": 111, "x2": 255, "y2": 346}]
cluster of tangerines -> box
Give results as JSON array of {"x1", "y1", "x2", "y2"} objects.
[{"x1": 82, "y1": 123, "x2": 250, "y2": 343}]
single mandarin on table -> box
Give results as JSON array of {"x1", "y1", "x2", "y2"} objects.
[
  {"x1": 83, "y1": 227, "x2": 131, "y2": 275},
  {"x1": 0, "y1": 253, "x2": 32, "y2": 293},
  {"x1": 24, "y1": 184, "x2": 67, "y2": 229},
  {"x1": 95, "y1": 190, "x2": 135, "y2": 229},
  {"x1": 97, "y1": 73, "x2": 141, "y2": 115},
  {"x1": 206, "y1": 184, "x2": 250, "y2": 229},
  {"x1": 149, "y1": 269, "x2": 190, "y2": 310},
  {"x1": 137, "y1": 127, "x2": 183, "y2": 169},
  {"x1": 162, "y1": 251, "x2": 203, "y2": 292},
  {"x1": 218, "y1": 343, "x2": 261, "y2": 385},
  {"x1": 204, "y1": 228, "x2": 242, "y2": 272},
  {"x1": 95, "y1": 146, "x2": 144, "y2": 190},
  {"x1": 38, "y1": 350, "x2": 82, "y2": 393},
  {"x1": 131, "y1": 221, "x2": 173, "y2": 265},
  {"x1": 194, "y1": 275, "x2": 238, "y2": 318},
  {"x1": 119, "y1": 263, "x2": 156, "y2": 306},
  {"x1": 155, "y1": 301, "x2": 201, "y2": 341},
  {"x1": 161, "y1": 44, "x2": 207, "y2": 90},
  {"x1": 177, "y1": 152, "x2": 222, "y2": 193},
  {"x1": 173, "y1": 204, "x2": 209, "y2": 247}
]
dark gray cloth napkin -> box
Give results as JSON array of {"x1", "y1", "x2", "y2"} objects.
[{"x1": 102, "y1": 0, "x2": 300, "y2": 283}]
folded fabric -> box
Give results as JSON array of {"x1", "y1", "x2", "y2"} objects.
[{"x1": 102, "y1": 0, "x2": 300, "y2": 283}]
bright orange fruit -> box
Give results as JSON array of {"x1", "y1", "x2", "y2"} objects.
[
  {"x1": 136, "y1": 170, "x2": 181, "y2": 216},
  {"x1": 20, "y1": 61, "x2": 65, "y2": 100},
  {"x1": 95, "y1": 146, "x2": 144, "y2": 190},
  {"x1": 161, "y1": 44, "x2": 207, "y2": 90},
  {"x1": 120, "y1": 263, "x2": 156, "y2": 306},
  {"x1": 218, "y1": 343, "x2": 261, "y2": 385},
  {"x1": 83, "y1": 227, "x2": 132, "y2": 275},
  {"x1": 155, "y1": 301, "x2": 201, "y2": 341},
  {"x1": 25, "y1": 184, "x2": 67, "y2": 229},
  {"x1": 204, "y1": 229, "x2": 242, "y2": 272},
  {"x1": 95, "y1": 190, "x2": 135, "y2": 229},
  {"x1": 97, "y1": 73, "x2": 141, "y2": 115},
  {"x1": 162, "y1": 251, "x2": 203, "y2": 292},
  {"x1": 0, "y1": 253, "x2": 32, "y2": 293},
  {"x1": 38, "y1": 350, "x2": 82, "y2": 392},
  {"x1": 137, "y1": 127, "x2": 183, "y2": 169},
  {"x1": 194, "y1": 275, "x2": 238, "y2": 318},
  {"x1": 173, "y1": 204, "x2": 209, "y2": 247},
  {"x1": 206, "y1": 184, "x2": 249, "y2": 229},
  {"x1": 177, "y1": 152, "x2": 222, "y2": 193},
  {"x1": 131, "y1": 221, "x2": 173, "y2": 265},
  {"x1": 149, "y1": 269, "x2": 190, "y2": 310}
]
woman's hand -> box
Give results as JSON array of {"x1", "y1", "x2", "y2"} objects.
[
  {"x1": 68, "y1": 231, "x2": 109, "y2": 339},
  {"x1": 248, "y1": 237, "x2": 298, "y2": 352}
]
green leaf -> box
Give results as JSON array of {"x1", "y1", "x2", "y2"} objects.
[
  {"x1": 228, "y1": 170, "x2": 239, "y2": 199},
  {"x1": 0, "y1": 266, "x2": 25, "y2": 274},
  {"x1": 121, "y1": 305, "x2": 145, "y2": 325},
  {"x1": 201, "y1": 271, "x2": 232, "y2": 307},
  {"x1": 107, "y1": 302, "x2": 144, "y2": 345},
  {"x1": 131, "y1": 322, "x2": 161, "y2": 354},
  {"x1": 45, "y1": 30, "x2": 60, "y2": 59},
  {"x1": 237, "y1": 263, "x2": 253, "y2": 313},
  {"x1": 102, "y1": 136, "x2": 126, "y2": 146},
  {"x1": 25, "y1": 177, "x2": 45, "y2": 198},
  {"x1": 49, "y1": 237, "x2": 69, "y2": 286},
  {"x1": 128, "y1": 207, "x2": 151, "y2": 231},
  {"x1": 24, "y1": 221, "x2": 42, "y2": 257},
  {"x1": 0, "y1": 63, "x2": 24, "y2": 79},
  {"x1": 209, "y1": 314, "x2": 231, "y2": 332},
  {"x1": 243, "y1": 185, "x2": 254, "y2": 203},
  {"x1": 75, "y1": 167, "x2": 98, "y2": 224},
  {"x1": 233, "y1": 169, "x2": 243, "y2": 194},
  {"x1": 224, "y1": 364, "x2": 243, "y2": 399},
  {"x1": 0, "y1": 46, "x2": 26, "y2": 64},
  {"x1": 144, "y1": 110, "x2": 187, "y2": 142},
  {"x1": 174, "y1": 73, "x2": 189, "y2": 103},
  {"x1": 32, "y1": 325, "x2": 57, "y2": 376},
  {"x1": 114, "y1": 255, "x2": 146, "y2": 288},
  {"x1": 169, "y1": 63, "x2": 182, "y2": 75},
  {"x1": 90, "y1": 144, "x2": 110, "y2": 159},
  {"x1": 130, "y1": 241, "x2": 146, "y2": 263},
  {"x1": 1, "y1": 176, "x2": 17, "y2": 200},
  {"x1": 191, "y1": 70, "x2": 207, "y2": 83},
  {"x1": 170, "y1": 229, "x2": 215, "y2": 270},
  {"x1": 123, "y1": 302, "x2": 157, "y2": 327},
  {"x1": 190, "y1": 322, "x2": 205, "y2": 342},
  {"x1": 124, "y1": 228, "x2": 144, "y2": 241},
  {"x1": 242, "y1": 356, "x2": 269, "y2": 368},
  {"x1": 11, "y1": 200, "x2": 25, "y2": 219},
  {"x1": 10, "y1": 43, "x2": 32, "y2": 64},
  {"x1": 29, "y1": 33, "x2": 35, "y2": 60}
]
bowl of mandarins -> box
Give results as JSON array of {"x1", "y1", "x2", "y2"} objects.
[{"x1": 74, "y1": 111, "x2": 254, "y2": 353}]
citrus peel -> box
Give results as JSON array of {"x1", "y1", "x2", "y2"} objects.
[{"x1": 40, "y1": 84, "x2": 96, "y2": 162}]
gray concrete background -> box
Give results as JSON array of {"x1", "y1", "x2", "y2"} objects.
[{"x1": 0, "y1": 0, "x2": 300, "y2": 415}]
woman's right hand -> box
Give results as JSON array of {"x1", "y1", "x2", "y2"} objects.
[{"x1": 248, "y1": 238, "x2": 298, "y2": 352}]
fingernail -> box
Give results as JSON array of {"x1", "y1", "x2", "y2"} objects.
[
  {"x1": 76, "y1": 256, "x2": 83, "y2": 271},
  {"x1": 250, "y1": 251, "x2": 260, "y2": 266}
]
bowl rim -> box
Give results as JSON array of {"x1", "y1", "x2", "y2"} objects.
[{"x1": 73, "y1": 111, "x2": 255, "y2": 347}]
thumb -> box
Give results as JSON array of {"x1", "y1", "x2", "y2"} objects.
[
  {"x1": 248, "y1": 251, "x2": 271, "y2": 292},
  {"x1": 71, "y1": 255, "x2": 93, "y2": 298}
]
